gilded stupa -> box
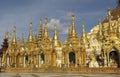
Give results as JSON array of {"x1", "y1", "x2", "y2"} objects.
[{"x1": 0, "y1": 0, "x2": 120, "y2": 73}]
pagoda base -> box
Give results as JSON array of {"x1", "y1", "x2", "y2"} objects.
[{"x1": 1, "y1": 67, "x2": 120, "y2": 74}]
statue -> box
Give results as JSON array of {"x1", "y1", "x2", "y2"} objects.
[{"x1": 89, "y1": 53, "x2": 99, "y2": 68}]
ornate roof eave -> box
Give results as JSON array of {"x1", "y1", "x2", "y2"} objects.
[{"x1": 104, "y1": 44, "x2": 120, "y2": 53}]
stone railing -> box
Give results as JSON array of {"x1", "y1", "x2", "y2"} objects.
[{"x1": 3, "y1": 67, "x2": 120, "y2": 74}]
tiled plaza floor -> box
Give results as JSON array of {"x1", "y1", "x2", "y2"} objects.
[{"x1": 0, "y1": 73, "x2": 120, "y2": 77}]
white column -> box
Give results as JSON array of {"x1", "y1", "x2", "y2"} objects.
[{"x1": 7, "y1": 56, "x2": 10, "y2": 67}]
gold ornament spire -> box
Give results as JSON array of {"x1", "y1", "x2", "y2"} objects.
[
  {"x1": 28, "y1": 21, "x2": 34, "y2": 42},
  {"x1": 52, "y1": 23, "x2": 61, "y2": 47},
  {"x1": 80, "y1": 22, "x2": 89, "y2": 45},
  {"x1": 71, "y1": 13, "x2": 77, "y2": 37},
  {"x1": 12, "y1": 26, "x2": 17, "y2": 44},
  {"x1": 43, "y1": 17, "x2": 49, "y2": 38},
  {"x1": 38, "y1": 19, "x2": 43, "y2": 46},
  {"x1": 53, "y1": 23, "x2": 59, "y2": 40}
]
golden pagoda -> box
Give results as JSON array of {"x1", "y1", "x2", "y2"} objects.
[{"x1": 0, "y1": 0, "x2": 120, "y2": 73}]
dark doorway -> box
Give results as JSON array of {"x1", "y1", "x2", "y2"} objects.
[
  {"x1": 69, "y1": 52, "x2": 75, "y2": 64},
  {"x1": 109, "y1": 51, "x2": 119, "y2": 67},
  {"x1": 40, "y1": 53, "x2": 44, "y2": 64},
  {"x1": 41, "y1": 53, "x2": 44, "y2": 61},
  {"x1": 25, "y1": 55, "x2": 28, "y2": 61}
]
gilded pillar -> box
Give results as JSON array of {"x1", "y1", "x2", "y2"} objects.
[
  {"x1": 81, "y1": 53, "x2": 83, "y2": 65},
  {"x1": 75, "y1": 52, "x2": 78, "y2": 65},
  {"x1": 44, "y1": 54, "x2": 47, "y2": 65},
  {"x1": 107, "y1": 52, "x2": 110, "y2": 67},
  {"x1": 64, "y1": 53, "x2": 68, "y2": 65},
  {"x1": 36, "y1": 54, "x2": 39, "y2": 68},
  {"x1": 83, "y1": 52, "x2": 86, "y2": 66},
  {"x1": 51, "y1": 52, "x2": 56, "y2": 67},
  {"x1": 15, "y1": 56, "x2": 17, "y2": 67},
  {"x1": 20, "y1": 55, "x2": 24, "y2": 67}
]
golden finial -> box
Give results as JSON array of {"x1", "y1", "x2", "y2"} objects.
[
  {"x1": 82, "y1": 21, "x2": 84, "y2": 29},
  {"x1": 81, "y1": 21, "x2": 86, "y2": 37},
  {"x1": 54, "y1": 22, "x2": 57, "y2": 30},
  {"x1": 71, "y1": 13, "x2": 77, "y2": 37},
  {"x1": 107, "y1": 8, "x2": 111, "y2": 14},
  {"x1": 45, "y1": 16, "x2": 48, "y2": 25},
  {"x1": 53, "y1": 22, "x2": 58, "y2": 40},
  {"x1": 72, "y1": 13, "x2": 75, "y2": 21},
  {"x1": 12, "y1": 26, "x2": 17, "y2": 44},
  {"x1": 30, "y1": 21, "x2": 32, "y2": 32},
  {"x1": 71, "y1": 13, "x2": 75, "y2": 26},
  {"x1": 43, "y1": 16, "x2": 49, "y2": 38},
  {"x1": 5, "y1": 30, "x2": 9, "y2": 40},
  {"x1": 40, "y1": 18, "x2": 42, "y2": 26},
  {"x1": 80, "y1": 22, "x2": 89, "y2": 44},
  {"x1": 22, "y1": 33, "x2": 24, "y2": 43},
  {"x1": 28, "y1": 21, "x2": 33, "y2": 42}
]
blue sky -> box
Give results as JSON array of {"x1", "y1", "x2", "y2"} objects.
[{"x1": 0, "y1": 0, "x2": 116, "y2": 45}]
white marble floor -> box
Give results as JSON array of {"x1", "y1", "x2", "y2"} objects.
[{"x1": 0, "y1": 73, "x2": 120, "y2": 77}]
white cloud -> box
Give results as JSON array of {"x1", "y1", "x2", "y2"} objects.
[{"x1": 48, "y1": 19, "x2": 68, "y2": 34}]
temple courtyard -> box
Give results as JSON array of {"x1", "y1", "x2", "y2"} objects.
[{"x1": 0, "y1": 73, "x2": 120, "y2": 77}]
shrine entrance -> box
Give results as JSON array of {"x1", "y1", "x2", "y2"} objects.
[
  {"x1": 39, "y1": 53, "x2": 44, "y2": 64},
  {"x1": 109, "y1": 51, "x2": 119, "y2": 67},
  {"x1": 69, "y1": 52, "x2": 75, "y2": 64}
]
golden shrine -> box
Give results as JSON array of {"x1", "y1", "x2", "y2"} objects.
[{"x1": 0, "y1": 0, "x2": 120, "y2": 73}]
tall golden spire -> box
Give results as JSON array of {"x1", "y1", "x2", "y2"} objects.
[
  {"x1": 53, "y1": 23, "x2": 59, "y2": 40},
  {"x1": 52, "y1": 23, "x2": 61, "y2": 47},
  {"x1": 12, "y1": 26, "x2": 17, "y2": 44},
  {"x1": 38, "y1": 19, "x2": 43, "y2": 46},
  {"x1": 43, "y1": 17, "x2": 49, "y2": 38},
  {"x1": 80, "y1": 22, "x2": 89, "y2": 45},
  {"x1": 71, "y1": 13, "x2": 77, "y2": 37},
  {"x1": 81, "y1": 22, "x2": 86, "y2": 38},
  {"x1": 28, "y1": 21, "x2": 34, "y2": 42}
]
